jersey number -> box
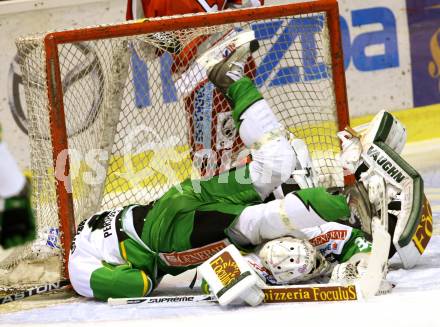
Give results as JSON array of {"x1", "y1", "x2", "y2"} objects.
[{"x1": 354, "y1": 237, "x2": 371, "y2": 251}]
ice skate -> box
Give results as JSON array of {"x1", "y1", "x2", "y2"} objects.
[{"x1": 197, "y1": 30, "x2": 259, "y2": 94}]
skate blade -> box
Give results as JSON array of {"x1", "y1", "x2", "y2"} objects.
[{"x1": 196, "y1": 30, "x2": 257, "y2": 70}]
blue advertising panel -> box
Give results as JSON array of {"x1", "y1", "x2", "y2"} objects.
[
  {"x1": 407, "y1": 0, "x2": 440, "y2": 107},
  {"x1": 130, "y1": 8, "x2": 401, "y2": 110}
]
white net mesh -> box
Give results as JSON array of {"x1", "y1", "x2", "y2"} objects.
[{"x1": 4, "y1": 8, "x2": 346, "y2": 290}]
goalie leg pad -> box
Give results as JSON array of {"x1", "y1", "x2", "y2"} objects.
[
  {"x1": 361, "y1": 141, "x2": 425, "y2": 268},
  {"x1": 239, "y1": 99, "x2": 282, "y2": 147},
  {"x1": 249, "y1": 138, "x2": 296, "y2": 200},
  {"x1": 356, "y1": 110, "x2": 407, "y2": 155},
  {"x1": 287, "y1": 135, "x2": 316, "y2": 189}
]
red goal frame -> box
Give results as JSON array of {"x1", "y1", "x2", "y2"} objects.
[{"x1": 42, "y1": 0, "x2": 349, "y2": 280}]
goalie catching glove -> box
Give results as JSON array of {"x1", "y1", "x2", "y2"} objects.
[
  {"x1": 330, "y1": 254, "x2": 394, "y2": 295},
  {"x1": 338, "y1": 110, "x2": 432, "y2": 268}
]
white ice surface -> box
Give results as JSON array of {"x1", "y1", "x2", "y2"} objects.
[{"x1": 1, "y1": 170, "x2": 440, "y2": 327}]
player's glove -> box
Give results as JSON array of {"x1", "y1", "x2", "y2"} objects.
[
  {"x1": 330, "y1": 259, "x2": 394, "y2": 295},
  {"x1": 330, "y1": 261, "x2": 363, "y2": 283}
]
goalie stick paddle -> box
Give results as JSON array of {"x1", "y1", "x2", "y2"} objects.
[
  {"x1": 358, "y1": 178, "x2": 391, "y2": 298},
  {"x1": 0, "y1": 279, "x2": 71, "y2": 305},
  {"x1": 108, "y1": 294, "x2": 215, "y2": 306}
]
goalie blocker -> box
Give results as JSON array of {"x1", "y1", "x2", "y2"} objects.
[
  {"x1": 339, "y1": 110, "x2": 433, "y2": 268},
  {"x1": 198, "y1": 244, "x2": 373, "y2": 306},
  {"x1": 199, "y1": 244, "x2": 266, "y2": 306}
]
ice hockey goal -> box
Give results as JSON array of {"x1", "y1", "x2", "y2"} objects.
[{"x1": 4, "y1": 0, "x2": 348, "y2": 291}]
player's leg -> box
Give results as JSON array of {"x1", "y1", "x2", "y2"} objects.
[
  {"x1": 69, "y1": 251, "x2": 153, "y2": 301},
  {"x1": 228, "y1": 187, "x2": 350, "y2": 245},
  {"x1": 69, "y1": 209, "x2": 155, "y2": 300},
  {"x1": 136, "y1": 35, "x2": 347, "y2": 252},
  {"x1": 165, "y1": 35, "x2": 295, "y2": 215},
  {"x1": 179, "y1": 35, "x2": 349, "y2": 246},
  {"x1": 184, "y1": 170, "x2": 350, "y2": 248},
  {"x1": 0, "y1": 125, "x2": 35, "y2": 249},
  {"x1": 206, "y1": 36, "x2": 296, "y2": 200}
]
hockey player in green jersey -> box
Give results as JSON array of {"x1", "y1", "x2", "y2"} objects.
[
  {"x1": 69, "y1": 31, "x2": 426, "y2": 301},
  {"x1": 0, "y1": 125, "x2": 35, "y2": 250},
  {"x1": 68, "y1": 33, "x2": 360, "y2": 300}
]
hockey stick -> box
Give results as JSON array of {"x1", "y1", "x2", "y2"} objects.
[
  {"x1": 0, "y1": 279, "x2": 71, "y2": 305},
  {"x1": 108, "y1": 294, "x2": 215, "y2": 306},
  {"x1": 109, "y1": 283, "x2": 364, "y2": 306},
  {"x1": 357, "y1": 219, "x2": 390, "y2": 298},
  {"x1": 357, "y1": 178, "x2": 391, "y2": 298}
]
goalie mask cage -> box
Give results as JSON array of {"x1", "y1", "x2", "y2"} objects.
[{"x1": 4, "y1": 0, "x2": 349, "y2": 291}]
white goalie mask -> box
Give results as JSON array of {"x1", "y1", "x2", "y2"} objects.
[{"x1": 258, "y1": 237, "x2": 328, "y2": 284}]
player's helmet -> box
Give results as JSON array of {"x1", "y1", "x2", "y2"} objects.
[{"x1": 258, "y1": 237, "x2": 327, "y2": 284}]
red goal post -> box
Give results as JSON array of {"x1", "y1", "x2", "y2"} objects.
[{"x1": 12, "y1": 0, "x2": 349, "y2": 287}]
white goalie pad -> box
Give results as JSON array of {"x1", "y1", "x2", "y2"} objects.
[
  {"x1": 354, "y1": 110, "x2": 407, "y2": 155},
  {"x1": 338, "y1": 111, "x2": 427, "y2": 269},
  {"x1": 360, "y1": 142, "x2": 424, "y2": 269}
]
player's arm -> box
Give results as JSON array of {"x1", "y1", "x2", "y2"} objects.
[
  {"x1": 336, "y1": 227, "x2": 372, "y2": 263},
  {"x1": 205, "y1": 34, "x2": 298, "y2": 200},
  {"x1": 309, "y1": 223, "x2": 390, "y2": 292},
  {"x1": 88, "y1": 262, "x2": 154, "y2": 301},
  {"x1": 301, "y1": 221, "x2": 372, "y2": 276}
]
